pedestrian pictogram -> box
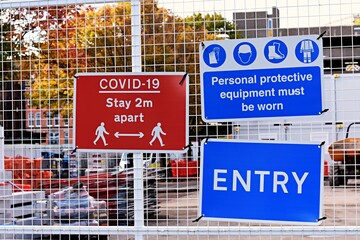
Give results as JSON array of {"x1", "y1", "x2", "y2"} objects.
[
  {"x1": 93, "y1": 122, "x2": 109, "y2": 146},
  {"x1": 149, "y1": 122, "x2": 166, "y2": 146}
]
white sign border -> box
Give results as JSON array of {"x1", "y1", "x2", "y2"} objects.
[
  {"x1": 200, "y1": 35, "x2": 325, "y2": 123},
  {"x1": 73, "y1": 72, "x2": 189, "y2": 153},
  {"x1": 198, "y1": 138, "x2": 324, "y2": 225}
]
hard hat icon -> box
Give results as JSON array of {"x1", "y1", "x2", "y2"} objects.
[
  {"x1": 237, "y1": 43, "x2": 253, "y2": 64},
  {"x1": 238, "y1": 44, "x2": 251, "y2": 53}
]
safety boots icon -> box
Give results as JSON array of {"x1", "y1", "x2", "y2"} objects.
[{"x1": 268, "y1": 42, "x2": 284, "y2": 60}]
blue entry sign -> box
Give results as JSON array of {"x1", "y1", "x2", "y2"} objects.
[
  {"x1": 199, "y1": 139, "x2": 324, "y2": 225},
  {"x1": 200, "y1": 35, "x2": 324, "y2": 122}
]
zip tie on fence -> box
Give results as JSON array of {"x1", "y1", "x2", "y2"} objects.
[
  {"x1": 71, "y1": 146, "x2": 78, "y2": 154},
  {"x1": 179, "y1": 73, "x2": 188, "y2": 86},
  {"x1": 317, "y1": 30, "x2": 327, "y2": 40},
  {"x1": 318, "y1": 141, "x2": 325, "y2": 148},
  {"x1": 204, "y1": 137, "x2": 209, "y2": 143},
  {"x1": 320, "y1": 109, "x2": 329, "y2": 115},
  {"x1": 183, "y1": 143, "x2": 193, "y2": 150},
  {"x1": 201, "y1": 42, "x2": 205, "y2": 49},
  {"x1": 317, "y1": 216, "x2": 327, "y2": 221},
  {"x1": 192, "y1": 214, "x2": 204, "y2": 222}
]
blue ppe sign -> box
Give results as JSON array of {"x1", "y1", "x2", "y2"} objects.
[
  {"x1": 200, "y1": 35, "x2": 324, "y2": 122},
  {"x1": 199, "y1": 139, "x2": 324, "y2": 224}
]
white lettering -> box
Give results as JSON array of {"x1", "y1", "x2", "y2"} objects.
[
  {"x1": 133, "y1": 78, "x2": 141, "y2": 89},
  {"x1": 109, "y1": 78, "x2": 119, "y2": 89},
  {"x1": 211, "y1": 76, "x2": 257, "y2": 86},
  {"x1": 254, "y1": 170, "x2": 270, "y2": 192},
  {"x1": 99, "y1": 78, "x2": 144, "y2": 90},
  {"x1": 100, "y1": 78, "x2": 108, "y2": 89},
  {"x1": 106, "y1": 98, "x2": 131, "y2": 109},
  {"x1": 212, "y1": 169, "x2": 308, "y2": 194},
  {"x1": 114, "y1": 113, "x2": 144, "y2": 124},
  {"x1": 213, "y1": 169, "x2": 227, "y2": 191},
  {"x1": 232, "y1": 170, "x2": 251, "y2": 192},
  {"x1": 292, "y1": 172, "x2": 309, "y2": 194},
  {"x1": 273, "y1": 171, "x2": 289, "y2": 193}
]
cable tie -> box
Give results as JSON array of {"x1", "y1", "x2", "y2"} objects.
[
  {"x1": 317, "y1": 31, "x2": 327, "y2": 40},
  {"x1": 320, "y1": 109, "x2": 329, "y2": 114},
  {"x1": 183, "y1": 143, "x2": 193, "y2": 150},
  {"x1": 204, "y1": 137, "x2": 209, "y2": 143},
  {"x1": 318, "y1": 141, "x2": 325, "y2": 148},
  {"x1": 192, "y1": 214, "x2": 204, "y2": 222},
  {"x1": 201, "y1": 42, "x2": 205, "y2": 49},
  {"x1": 179, "y1": 73, "x2": 188, "y2": 85},
  {"x1": 317, "y1": 216, "x2": 327, "y2": 221},
  {"x1": 71, "y1": 146, "x2": 78, "y2": 154}
]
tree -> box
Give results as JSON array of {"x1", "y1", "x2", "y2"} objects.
[
  {"x1": 0, "y1": 7, "x2": 48, "y2": 142},
  {"x1": 22, "y1": 0, "x2": 235, "y2": 139},
  {"x1": 184, "y1": 12, "x2": 240, "y2": 40},
  {"x1": 83, "y1": 2, "x2": 133, "y2": 73},
  {"x1": 22, "y1": 5, "x2": 94, "y2": 119},
  {"x1": 182, "y1": 12, "x2": 239, "y2": 136}
]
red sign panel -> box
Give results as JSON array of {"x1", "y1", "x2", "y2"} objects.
[{"x1": 74, "y1": 72, "x2": 188, "y2": 152}]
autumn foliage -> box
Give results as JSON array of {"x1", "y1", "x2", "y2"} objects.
[{"x1": 4, "y1": 0, "x2": 236, "y2": 130}]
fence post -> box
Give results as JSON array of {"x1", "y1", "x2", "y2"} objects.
[
  {"x1": 0, "y1": 126, "x2": 4, "y2": 170},
  {"x1": 131, "y1": 1, "x2": 143, "y2": 239},
  {"x1": 133, "y1": 152, "x2": 144, "y2": 240}
]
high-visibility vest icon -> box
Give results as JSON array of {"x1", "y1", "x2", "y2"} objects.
[{"x1": 300, "y1": 40, "x2": 314, "y2": 63}]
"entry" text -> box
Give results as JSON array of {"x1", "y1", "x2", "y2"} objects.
[{"x1": 213, "y1": 169, "x2": 309, "y2": 194}]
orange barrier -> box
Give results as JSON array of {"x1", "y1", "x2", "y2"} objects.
[
  {"x1": 170, "y1": 160, "x2": 198, "y2": 177},
  {"x1": 4, "y1": 155, "x2": 52, "y2": 189},
  {"x1": 324, "y1": 160, "x2": 329, "y2": 177}
]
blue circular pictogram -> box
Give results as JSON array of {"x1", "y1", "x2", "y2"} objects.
[
  {"x1": 202, "y1": 44, "x2": 226, "y2": 68},
  {"x1": 233, "y1": 42, "x2": 257, "y2": 66},
  {"x1": 264, "y1": 40, "x2": 288, "y2": 64},
  {"x1": 295, "y1": 39, "x2": 319, "y2": 64}
]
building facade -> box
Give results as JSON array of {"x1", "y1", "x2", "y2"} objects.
[{"x1": 233, "y1": 7, "x2": 360, "y2": 75}]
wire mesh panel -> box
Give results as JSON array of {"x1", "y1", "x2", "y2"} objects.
[{"x1": 1, "y1": 0, "x2": 360, "y2": 239}]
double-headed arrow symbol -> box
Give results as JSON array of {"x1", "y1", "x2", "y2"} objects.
[{"x1": 114, "y1": 132, "x2": 144, "y2": 138}]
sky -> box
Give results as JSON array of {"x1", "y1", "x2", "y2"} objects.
[{"x1": 158, "y1": 0, "x2": 360, "y2": 28}]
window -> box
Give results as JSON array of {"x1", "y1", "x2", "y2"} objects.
[
  {"x1": 49, "y1": 132, "x2": 59, "y2": 144},
  {"x1": 46, "y1": 112, "x2": 52, "y2": 126},
  {"x1": 35, "y1": 112, "x2": 41, "y2": 127},
  {"x1": 64, "y1": 131, "x2": 69, "y2": 144},
  {"x1": 267, "y1": 19, "x2": 273, "y2": 37},
  {"x1": 28, "y1": 112, "x2": 34, "y2": 127},
  {"x1": 54, "y1": 114, "x2": 60, "y2": 126},
  {"x1": 63, "y1": 118, "x2": 69, "y2": 126}
]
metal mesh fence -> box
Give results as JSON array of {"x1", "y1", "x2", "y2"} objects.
[{"x1": 0, "y1": 0, "x2": 360, "y2": 239}]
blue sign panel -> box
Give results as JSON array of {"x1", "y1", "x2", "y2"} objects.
[
  {"x1": 199, "y1": 139, "x2": 323, "y2": 224},
  {"x1": 200, "y1": 35, "x2": 324, "y2": 122}
]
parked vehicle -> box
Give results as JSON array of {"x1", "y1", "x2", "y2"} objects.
[
  {"x1": 40, "y1": 168, "x2": 159, "y2": 226},
  {"x1": 328, "y1": 122, "x2": 360, "y2": 186},
  {"x1": 47, "y1": 182, "x2": 108, "y2": 240}
]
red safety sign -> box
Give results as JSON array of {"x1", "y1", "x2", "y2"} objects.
[{"x1": 74, "y1": 72, "x2": 188, "y2": 152}]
